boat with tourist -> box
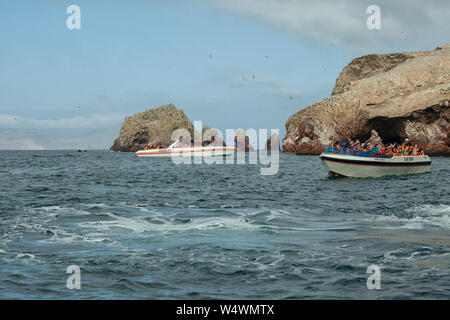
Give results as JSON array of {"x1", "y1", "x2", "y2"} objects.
[
  {"x1": 320, "y1": 141, "x2": 431, "y2": 178},
  {"x1": 135, "y1": 140, "x2": 236, "y2": 157}
]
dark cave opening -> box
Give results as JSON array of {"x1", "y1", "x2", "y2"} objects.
[
  {"x1": 355, "y1": 117, "x2": 406, "y2": 144},
  {"x1": 351, "y1": 105, "x2": 448, "y2": 146}
]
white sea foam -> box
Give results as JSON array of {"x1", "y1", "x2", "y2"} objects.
[
  {"x1": 27, "y1": 203, "x2": 450, "y2": 246},
  {"x1": 370, "y1": 204, "x2": 450, "y2": 230},
  {"x1": 443, "y1": 215, "x2": 450, "y2": 228},
  {"x1": 79, "y1": 212, "x2": 260, "y2": 235},
  {"x1": 64, "y1": 206, "x2": 352, "y2": 235},
  {"x1": 40, "y1": 228, "x2": 83, "y2": 244},
  {"x1": 80, "y1": 203, "x2": 109, "y2": 208},
  {"x1": 405, "y1": 204, "x2": 450, "y2": 216},
  {"x1": 381, "y1": 247, "x2": 449, "y2": 266},
  {"x1": 16, "y1": 253, "x2": 35, "y2": 259},
  {"x1": 265, "y1": 209, "x2": 292, "y2": 222},
  {"x1": 254, "y1": 252, "x2": 285, "y2": 270}
]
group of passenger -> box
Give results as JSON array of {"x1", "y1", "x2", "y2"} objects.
[
  {"x1": 333, "y1": 139, "x2": 425, "y2": 156},
  {"x1": 143, "y1": 140, "x2": 214, "y2": 150},
  {"x1": 143, "y1": 143, "x2": 168, "y2": 150}
]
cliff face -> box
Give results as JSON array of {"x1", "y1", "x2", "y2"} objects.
[
  {"x1": 283, "y1": 45, "x2": 450, "y2": 156},
  {"x1": 110, "y1": 104, "x2": 194, "y2": 152}
]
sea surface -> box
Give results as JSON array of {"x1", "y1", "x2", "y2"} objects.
[{"x1": 0, "y1": 151, "x2": 449, "y2": 299}]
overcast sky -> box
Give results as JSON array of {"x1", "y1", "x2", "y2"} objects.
[{"x1": 0, "y1": 0, "x2": 448, "y2": 149}]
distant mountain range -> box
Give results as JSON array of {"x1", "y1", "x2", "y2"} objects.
[{"x1": 0, "y1": 127, "x2": 120, "y2": 150}]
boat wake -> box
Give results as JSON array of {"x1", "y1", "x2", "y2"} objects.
[{"x1": 367, "y1": 204, "x2": 450, "y2": 230}]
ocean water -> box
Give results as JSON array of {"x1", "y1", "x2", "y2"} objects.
[{"x1": 0, "y1": 150, "x2": 449, "y2": 299}]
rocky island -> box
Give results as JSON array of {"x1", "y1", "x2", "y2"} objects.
[
  {"x1": 110, "y1": 104, "x2": 254, "y2": 151},
  {"x1": 282, "y1": 45, "x2": 450, "y2": 156},
  {"x1": 110, "y1": 104, "x2": 195, "y2": 152}
]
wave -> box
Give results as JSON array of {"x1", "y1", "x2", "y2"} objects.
[
  {"x1": 6, "y1": 203, "x2": 448, "y2": 251},
  {"x1": 369, "y1": 204, "x2": 450, "y2": 230},
  {"x1": 79, "y1": 212, "x2": 260, "y2": 235},
  {"x1": 3, "y1": 204, "x2": 360, "y2": 248}
]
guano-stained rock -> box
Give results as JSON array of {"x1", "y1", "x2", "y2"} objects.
[{"x1": 110, "y1": 104, "x2": 194, "y2": 152}]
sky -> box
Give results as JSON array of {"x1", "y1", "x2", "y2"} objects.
[{"x1": 0, "y1": 0, "x2": 449, "y2": 149}]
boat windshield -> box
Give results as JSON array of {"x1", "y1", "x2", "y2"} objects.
[
  {"x1": 167, "y1": 140, "x2": 181, "y2": 149},
  {"x1": 324, "y1": 146, "x2": 393, "y2": 158}
]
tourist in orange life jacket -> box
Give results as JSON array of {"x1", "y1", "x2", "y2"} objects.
[{"x1": 330, "y1": 138, "x2": 427, "y2": 157}]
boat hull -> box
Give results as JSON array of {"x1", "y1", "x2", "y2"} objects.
[
  {"x1": 135, "y1": 146, "x2": 236, "y2": 157},
  {"x1": 320, "y1": 153, "x2": 431, "y2": 178}
]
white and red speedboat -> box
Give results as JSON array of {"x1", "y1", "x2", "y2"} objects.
[
  {"x1": 320, "y1": 147, "x2": 431, "y2": 178},
  {"x1": 134, "y1": 140, "x2": 236, "y2": 157}
]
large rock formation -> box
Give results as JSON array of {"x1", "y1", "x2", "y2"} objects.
[
  {"x1": 283, "y1": 45, "x2": 450, "y2": 156},
  {"x1": 110, "y1": 104, "x2": 194, "y2": 152},
  {"x1": 110, "y1": 104, "x2": 245, "y2": 151}
]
